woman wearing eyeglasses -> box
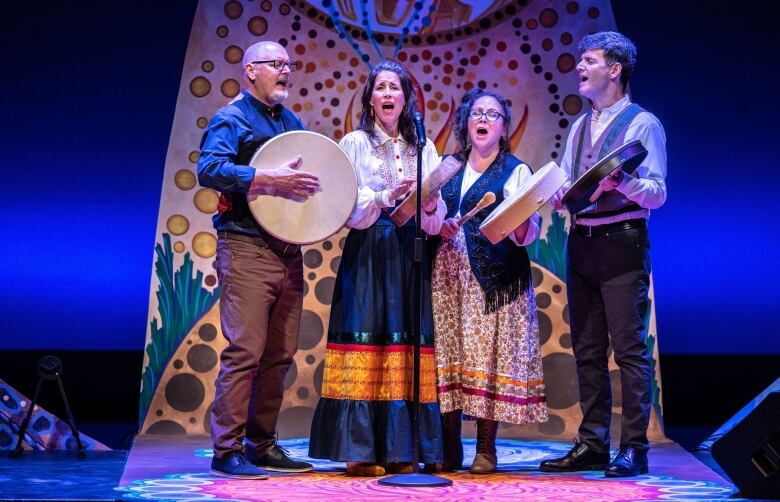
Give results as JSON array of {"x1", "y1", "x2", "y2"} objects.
[
  {"x1": 429, "y1": 89, "x2": 548, "y2": 474},
  {"x1": 308, "y1": 60, "x2": 444, "y2": 476}
]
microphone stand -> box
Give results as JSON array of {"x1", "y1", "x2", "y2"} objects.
[{"x1": 379, "y1": 114, "x2": 452, "y2": 488}]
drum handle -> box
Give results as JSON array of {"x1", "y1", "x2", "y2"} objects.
[
  {"x1": 456, "y1": 192, "x2": 496, "y2": 226},
  {"x1": 588, "y1": 166, "x2": 623, "y2": 203}
]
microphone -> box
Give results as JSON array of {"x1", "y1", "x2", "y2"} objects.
[{"x1": 413, "y1": 112, "x2": 426, "y2": 147}]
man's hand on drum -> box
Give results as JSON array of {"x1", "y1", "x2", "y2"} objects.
[
  {"x1": 249, "y1": 155, "x2": 321, "y2": 198},
  {"x1": 388, "y1": 177, "x2": 416, "y2": 202},
  {"x1": 439, "y1": 218, "x2": 460, "y2": 240},
  {"x1": 598, "y1": 168, "x2": 624, "y2": 192},
  {"x1": 550, "y1": 180, "x2": 572, "y2": 211}
]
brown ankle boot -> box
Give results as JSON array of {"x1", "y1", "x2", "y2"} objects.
[
  {"x1": 346, "y1": 462, "x2": 386, "y2": 477},
  {"x1": 470, "y1": 418, "x2": 498, "y2": 474},
  {"x1": 442, "y1": 410, "x2": 463, "y2": 471}
]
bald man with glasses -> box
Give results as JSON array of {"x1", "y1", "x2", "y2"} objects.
[{"x1": 197, "y1": 41, "x2": 319, "y2": 479}]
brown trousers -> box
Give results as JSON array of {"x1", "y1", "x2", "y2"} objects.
[{"x1": 210, "y1": 235, "x2": 303, "y2": 459}]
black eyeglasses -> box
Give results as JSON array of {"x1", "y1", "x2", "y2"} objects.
[
  {"x1": 251, "y1": 60, "x2": 300, "y2": 72},
  {"x1": 469, "y1": 109, "x2": 505, "y2": 122}
]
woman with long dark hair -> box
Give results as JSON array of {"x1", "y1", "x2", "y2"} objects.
[
  {"x1": 431, "y1": 89, "x2": 548, "y2": 474},
  {"x1": 309, "y1": 60, "x2": 444, "y2": 476}
]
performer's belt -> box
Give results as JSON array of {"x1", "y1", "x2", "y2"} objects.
[
  {"x1": 571, "y1": 218, "x2": 646, "y2": 237},
  {"x1": 217, "y1": 231, "x2": 301, "y2": 255}
]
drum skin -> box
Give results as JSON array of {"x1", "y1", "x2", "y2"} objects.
[
  {"x1": 479, "y1": 161, "x2": 568, "y2": 245},
  {"x1": 247, "y1": 131, "x2": 357, "y2": 245},
  {"x1": 562, "y1": 139, "x2": 648, "y2": 214}
]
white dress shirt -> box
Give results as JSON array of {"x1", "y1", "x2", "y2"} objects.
[{"x1": 339, "y1": 128, "x2": 442, "y2": 234}]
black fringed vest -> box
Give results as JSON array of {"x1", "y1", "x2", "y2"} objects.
[{"x1": 440, "y1": 152, "x2": 532, "y2": 314}]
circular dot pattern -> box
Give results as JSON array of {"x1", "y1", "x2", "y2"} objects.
[
  {"x1": 536, "y1": 292, "x2": 552, "y2": 309},
  {"x1": 531, "y1": 266, "x2": 544, "y2": 287},
  {"x1": 146, "y1": 420, "x2": 187, "y2": 435},
  {"x1": 224, "y1": 1, "x2": 242, "y2": 19},
  {"x1": 538, "y1": 311, "x2": 553, "y2": 345},
  {"x1": 299, "y1": 310, "x2": 324, "y2": 350},
  {"x1": 199, "y1": 323, "x2": 217, "y2": 342},
  {"x1": 314, "y1": 277, "x2": 335, "y2": 305},
  {"x1": 563, "y1": 94, "x2": 583, "y2": 115},
  {"x1": 556, "y1": 53, "x2": 576, "y2": 73},
  {"x1": 194, "y1": 188, "x2": 219, "y2": 213},
  {"x1": 192, "y1": 232, "x2": 217, "y2": 258},
  {"x1": 174, "y1": 170, "x2": 196, "y2": 190},
  {"x1": 167, "y1": 215, "x2": 189, "y2": 236},
  {"x1": 304, "y1": 249, "x2": 323, "y2": 268},
  {"x1": 187, "y1": 344, "x2": 218, "y2": 373},
  {"x1": 539, "y1": 414, "x2": 566, "y2": 435},
  {"x1": 221, "y1": 79, "x2": 240, "y2": 98},
  {"x1": 224, "y1": 45, "x2": 243, "y2": 64},
  {"x1": 542, "y1": 353, "x2": 579, "y2": 409},
  {"x1": 189, "y1": 77, "x2": 211, "y2": 97},
  {"x1": 165, "y1": 373, "x2": 205, "y2": 412},
  {"x1": 248, "y1": 16, "x2": 268, "y2": 36}
]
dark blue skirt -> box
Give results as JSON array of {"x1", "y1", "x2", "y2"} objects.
[{"x1": 308, "y1": 213, "x2": 443, "y2": 464}]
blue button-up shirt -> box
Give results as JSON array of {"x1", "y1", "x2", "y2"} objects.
[{"x1": 197, "y1": 89, "x2": 305, "y2": 235}]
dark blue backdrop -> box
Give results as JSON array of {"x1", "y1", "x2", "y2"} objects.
[{"x1": 1, "y1": 2, "x2": 777, "y2": 353}]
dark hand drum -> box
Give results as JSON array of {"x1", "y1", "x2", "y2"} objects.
[
  {"x1": 247, "y1": 131, "x2": 357, "y2": 245},
  {"x1": 479, "y1": 161, "x2": 568, "y2": 245},
  {"x1": 561, "y1": 139, "x2": 647, "y2": 214}
]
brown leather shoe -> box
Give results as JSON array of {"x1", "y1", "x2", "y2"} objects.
[{"x1": 470, "y1": 418, "x2": 498, "y2": 474}]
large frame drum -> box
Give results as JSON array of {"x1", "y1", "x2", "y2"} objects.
[{"x1": 247, "y1": 131, "x2": 357, "y2": 245}]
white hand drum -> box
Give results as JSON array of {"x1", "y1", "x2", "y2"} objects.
[
  {"x1": 248, "y1": 131, "x2": 357, "y2": 244},
  {"x1": 479, "y1": 161, "x2": 568, "y2": 245}
]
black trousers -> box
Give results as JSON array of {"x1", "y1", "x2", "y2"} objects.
[{"x1": 566, "y1": 219, "x2": 652, "y2": 452}]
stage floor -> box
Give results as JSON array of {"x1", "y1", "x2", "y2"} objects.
[{"x1": 114, "y1": 435, "x2": 745, "y2": 501}]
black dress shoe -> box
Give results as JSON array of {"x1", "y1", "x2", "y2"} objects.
[
  {"x1": 604, "y1": 446, "x2": 648, "y2": 477},
  {"x1": 210, "y1": 451, "x2": 269, "y2": 479},
  {"x1": 539, "y1": 441, "x2": 609, "y2": 472},
  {"x1": 253, "y1": 445, "x2": 314, "y2": 473}
]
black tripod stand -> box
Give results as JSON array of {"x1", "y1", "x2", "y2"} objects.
[
  {"x1": 9, "y1": 355, "x2": 86, "y2": 459},
  {"x1": 379, "y1": 113, "x2": 452, "y2": 487}
]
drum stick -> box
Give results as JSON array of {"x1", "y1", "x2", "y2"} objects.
[
  {"x1": 589, "y1": 186, "x2": 605, "y2": 203},
  {"x1": 457, "y1": 192, "x2": 496, "y2": 226},
  {"x1": 588, "y1": 167, "x2": 621, "y2": 203}
]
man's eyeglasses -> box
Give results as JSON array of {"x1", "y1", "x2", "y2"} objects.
[
  {"x1": 251, "y1": 60, "x2": 300, "y2": 72},
  {"x1": 469, "y1": 109, "x2": 505, "y2": 122}
]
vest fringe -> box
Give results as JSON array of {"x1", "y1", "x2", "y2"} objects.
[{"x1": 483, "y1": 275, "x2": 531, "y2": 315}]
